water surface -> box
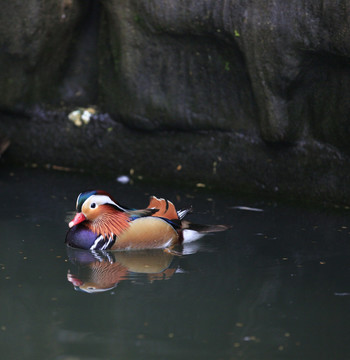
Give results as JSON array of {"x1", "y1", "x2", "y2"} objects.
[{"x1": 0, "y1": 166, "x2": 349, "y2": 359}]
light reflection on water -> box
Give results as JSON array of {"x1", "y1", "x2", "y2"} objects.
[{"x1": 0, "y1": 165, "x2": 350, "y2": 360}]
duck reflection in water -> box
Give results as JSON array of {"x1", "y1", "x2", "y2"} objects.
[{"x1": 66, "y1": 247, "x2": 178, "y2": 293}]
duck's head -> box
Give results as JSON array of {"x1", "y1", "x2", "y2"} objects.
[{"x1": 68, "y1": 190, "x2": 127, "y2": 228}]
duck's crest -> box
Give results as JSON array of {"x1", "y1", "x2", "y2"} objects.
[
  {"x1": 76, "y1": 190, "x2": 98, "y2": 211},
  {"x1": 76, "y1": 190, "x2": 124, "y2": 212}
]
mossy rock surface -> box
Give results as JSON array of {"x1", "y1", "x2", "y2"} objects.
[{"x1": 1, "y1": 0, "x2": 350, "y2": 203}]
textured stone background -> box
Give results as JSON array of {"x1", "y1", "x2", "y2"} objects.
[{"x1": 1, "y1": 0, "x2": 350, "y2": 204}]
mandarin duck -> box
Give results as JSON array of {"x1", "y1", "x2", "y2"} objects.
[{"x1": 65, "y1": 190, "x2": 229, "y2": 251}]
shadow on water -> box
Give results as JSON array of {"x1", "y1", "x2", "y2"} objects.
[{"x1": 0, "y1": 165, "x2": 349, "y2": 360}]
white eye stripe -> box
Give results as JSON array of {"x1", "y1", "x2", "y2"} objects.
[{"x1": 86, "y1": 195, "x2": 118, "y2": 207}]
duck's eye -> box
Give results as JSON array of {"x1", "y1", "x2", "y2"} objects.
[{"x1": 90, "y1": 203, "x2": 96, "y2": 209}]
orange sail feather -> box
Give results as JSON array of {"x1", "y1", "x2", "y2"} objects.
[{"x1": 147, "y1": 196, "x2": 179, "y2": 220}]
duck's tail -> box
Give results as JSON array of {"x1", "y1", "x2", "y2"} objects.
[{"x1": 180, "y1": 221, "x2": 231, "y2": 243}]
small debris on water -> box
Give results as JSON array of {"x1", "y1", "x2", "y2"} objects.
[
  {"x1": 51, "y1": 165, "x2": 76, "y2": 172},
  {"x1": 334, "y1": 292, "x2": 350, "y2": 296},
  {"x1": 231, "y1": 206, "x2": 263, "y2": 212},
  {"x1": 243, "y1": 336, "x2": 258, "y2": 342},
  {"x1": 0, "y1": 137, "x2": 10, "y2": 157},
  {"x1": 116, "y1": 175, "x2": 130, "y2": 184},
  {"x1": 212, "y1": 161, "x2": 217, "y2": 174}
]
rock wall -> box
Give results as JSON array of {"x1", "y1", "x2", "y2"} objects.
[{"x1": 1, "y1": 0, "x2": 350, "y2": 203}]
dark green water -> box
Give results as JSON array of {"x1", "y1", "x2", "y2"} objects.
[{"x1": 0, "y1": 166, "x2": 349, "y2": 360}]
